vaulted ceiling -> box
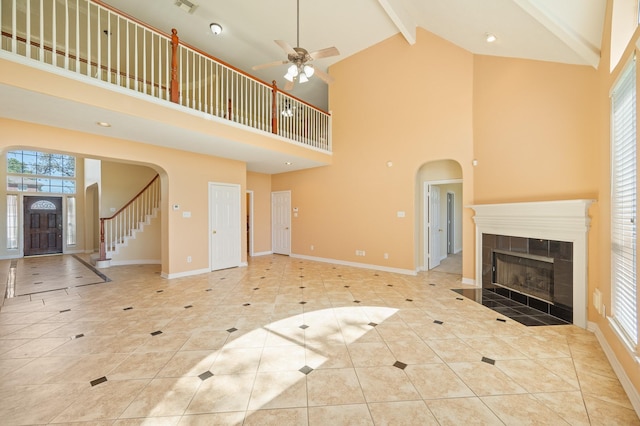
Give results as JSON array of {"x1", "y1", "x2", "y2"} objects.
[{"x1": 99, "y1": 0, "x2": 607, "y2": 110}]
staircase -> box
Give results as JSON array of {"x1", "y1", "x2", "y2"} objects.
[{"x1": 95, "y1": 175, "x2": 161, "y2": 267}]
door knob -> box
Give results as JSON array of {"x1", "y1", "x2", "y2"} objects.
[{"x1": 212, "y1": 230, "x2": 217, "y2": 234}]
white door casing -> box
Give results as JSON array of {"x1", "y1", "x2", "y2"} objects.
[
  {"x1": 272, "y1": 191, "x2": 291, "y2": 255},
  {"x1": 428, "y1": 185, "x2": 441, "y2": 269},
  {"x1": 209, "y1": 183, "x2": 241, "y2": 271}
]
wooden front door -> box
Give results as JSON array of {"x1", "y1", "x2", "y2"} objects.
[{"x1": 24, "y1": 196, "x2": 63, "y2": 256}]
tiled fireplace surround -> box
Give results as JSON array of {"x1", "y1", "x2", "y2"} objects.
[{"x1": 470, "y1": 200, "x2": 594, "y2": 329}]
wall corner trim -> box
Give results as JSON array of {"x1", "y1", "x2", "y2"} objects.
[{"x1": 589, "y1": 321, "x2": 640, "y2": 417}]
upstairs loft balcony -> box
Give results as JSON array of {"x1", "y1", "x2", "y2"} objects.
[{"x1": 0, "y1": 0, "x2": 332, "y2": 172}]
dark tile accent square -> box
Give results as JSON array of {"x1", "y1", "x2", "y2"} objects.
[
  {"x1": 75, "y1": 276, "x2": 83, "y2": 279},
  {"x1": 299, "y1": 325, "x2": 309, "y2": 329},
  {"x1": 456, "y1": 297, "x2": 464, "y2": 301},
  {"x1": 299, "y1": 276, "x2": 304, "y2": 278},
  {"x1": 90, "y1": 376, "x2": 107, "y2": 386},
  {"x1": 220, "y1": 277, "x2": 226, "y2": 280},
  {"x1": 481, "y1": 357, "x2": 495, "y2": 365},
  {"x1": 344, "y1": 286, "x2": 350, "y2": 288},
  {"x1": 353, "y1": 300, "x2": 361, "y2": 304},
  {"x1": 185, "y1": 305, "x2": 193, "y2": 309},
  {"x1": 429, "y1": 283, "x2": 436, "y2": 286},
  {"x1": 59, "y1": 309, "x2": 71, "y2": 313},
  {"x1": 198, "y1": 371, "x2": 214, "y2": 381},
  {"x1": 433, "y1": 320, "x2": 443, "y2": 325},
  {"x1": 368, "y1": 322, "x2": 378, "y2": 327},
  {"x1": 387, "y1": 284, "x2": 393, "y2": 287},
  {"x1": 151, "y1": 330, "x2": 163, "y2": 336},
  {"x1": 253, "y1": 288, "x2": 260, "y2": 290},
  {"x1": 405, "y1": 299, "x2": 413, "y2": 302},
  {"x1": 529, "y1": 238, "x2": 549, "y2": 257},
  {"x1": 299, "y1": 301, "x2": 307, "y2": 305},
  {"x1": 300, "y1": 286, "x2": 306, "y2": 289},
  {"x1": 74, "y1": 333, "x2": 85, "y2": 339},
  {"x1": 226, "y1": 328, "x2": 238, "y2": 333},
  {"x1": 33, "y1": 281, "x2": 43, "y2": 285},
  {"x1": 156, "y1": 290, "x2": 164, "y2": 293},
  {"x1": 123, "y1": 307, "x2": 133, "y2": 311},
  {"x1": 496, "y1": 318, "x2": 506, "y2": 323},
  {"x1": 299, "y1": 365, "x2": 313, "y2": 375},
  {"x1": 242, "y1": 303, "x2": 250, "y2": 307},
  {"x1": 206, "y1": 288, "x2": 213, "y2": 292},
  {"x1": 393, "y1": 361, "x2": 408, "y2": 370}
]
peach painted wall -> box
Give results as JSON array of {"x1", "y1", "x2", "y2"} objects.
[
  {"x1": 592, "y1": 0, "x2": 640, "y2": 397},
  {"x1": 100, "y1": 161, "x2": 157, "y2": 217},
  {"x1": 246, "y1": 172, "x2": 272, "y2": 255},
  {"x1": 473, "y1": 55, "x2": 600, "y2": 204},
  {"x1": 272, "y1": 29, "x2": 475, "y2": 276},
  {"x1": 0, "y1": 118, "x2": 247, "y2": 277}
]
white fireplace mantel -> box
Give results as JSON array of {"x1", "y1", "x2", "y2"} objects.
[{"x1": 469, "y1": 199, "x2": 595, "y2": 328}]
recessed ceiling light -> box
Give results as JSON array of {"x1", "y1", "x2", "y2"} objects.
[
  {"x1": 96, "y1": 121, "x2": 111, "y2": 127},
  {"x1": 210, "y1": 23, "x2": 223, "y2": 35},
  {"x1": 285, "y1": 161, "x2": 292, "y2": 165},
  {"x1": 485, "y1": 33, "x2": 497, "y2": 43}
]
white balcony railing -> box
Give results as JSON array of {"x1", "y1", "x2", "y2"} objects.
[{"x1": 0, "y1": 0, "x2": 331, "y2": 152}]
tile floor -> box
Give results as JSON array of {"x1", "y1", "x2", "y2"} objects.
[{"x1": 0, "y1": 254, "x2": 638, "y2": 425}]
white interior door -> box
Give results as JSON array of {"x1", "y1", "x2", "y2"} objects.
[
  {"x1": 272, "y1": 191, "x2": 291, "y2": 255},
  {"x1": 210, "y1": 183, "x2": 241, "y2": 271},
  {"x1": 428, "y1": 185, "x2": 441, "y2": 269}
]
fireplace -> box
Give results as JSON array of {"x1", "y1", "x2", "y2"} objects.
[
  {"x1": 470, "y1": 200, "x2": 593, "y2": 328},
  {"x1": 493, "y1": 250, "x2": 554, "y2": 302},
  {"x1": 482, "y1": 234, "x2": 573, "y2": 323}
]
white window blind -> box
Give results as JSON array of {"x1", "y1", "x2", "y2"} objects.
[{"x1": 611, "y1": 58, "x2": 637, "y2": 347}]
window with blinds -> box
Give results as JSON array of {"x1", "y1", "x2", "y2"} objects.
[{"x1": 611, "y1": 57, "x2": 637, "y2": 348}]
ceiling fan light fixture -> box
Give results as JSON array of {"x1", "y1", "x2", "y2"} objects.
[
  {"x1": 299, "y1": 73, "x2": 308, "y2": 83},
  {"x1": 287, "y1": 64, "x2": 299, "y2": 77},
  {"x1": 209, "y1": 23, "x2": 222, "y2": 35},
  {"x1": 284, "y1": 72, "x2": 294, "y2": 82},
  {"x1": 485, "y1": 33, "x2": 497, "y2": 43},
  {"x1": 303, "y1": 65, "x2": 314, "y2": 77}
]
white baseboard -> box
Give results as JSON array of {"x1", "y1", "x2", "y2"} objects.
[
  {"x1": 588, "y1": 321, "x2": 640, "y2": 418},
  {"x1": 461, "y1": 277, "x2": 476, "y2": 286},
  {"x1": 110, "y1": 259, "x2": 161, "y2": 266},
  {"x1": 251, "y1": 251, "x2": 273, "y2": 257},
  {"x1": 161, "y1": 268, "x2": 210, "y2": 279},
  {"x1": 290, "y1": 253, "x2": 417, "y2": 276}
]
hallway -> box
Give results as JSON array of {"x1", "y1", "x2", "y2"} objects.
[{"x1": 0, "y1": 255, "x2": 637, "y2": 425}]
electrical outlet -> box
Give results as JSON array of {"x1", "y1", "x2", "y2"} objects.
[
  {"x1": 310, "y1": 245, "x2": 314, "y2": 251},
  {"x1": 384, "y1": 253, "x2": 389, "y2": 259},
  {"x1": 187, "y1": 256, "x2": 192, "y2": 263}
]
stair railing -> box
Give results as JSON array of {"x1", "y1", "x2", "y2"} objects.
[{"x1": 99, "y1": 174, "x2": 160, "y2": 260}]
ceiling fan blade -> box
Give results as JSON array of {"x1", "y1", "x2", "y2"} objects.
[
  {"x1": 284, "y1": 80, "x2": 295, "y2": 91},
  {"x1": 252, "y1": 60, "x2": 288, "y2": 71},
  {"x1": 275, "y1": 40, "x2": 297, "y2": 56},
  {"x1": 313, "y1": 67, "x2": 335, "y2": 84},
  {"x1": 309, "y1": 46, "x2": 340, "y2": 60}
]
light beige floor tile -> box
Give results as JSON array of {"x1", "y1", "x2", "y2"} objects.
[
  {"x1": 404, "y1": 363, "x2": 474, "y2": 399},
  {"x1": 120, "y1": 376, "x2": 201, "y2": 418},
  {"x1": 52, "y1": 379, "x2": 149, "y2": 423},
  {"x1": 113, "y1": 416, "x2": 181, "y2": 425},
  {"x1": 0, "y1": 382, "x2": 86, "y2": 424},
  {"x1": 108, "y1": 351, "x2": 175, "y2": 380},
  {"x1": 186, "y1": 373, "x2": 255, "y2": 414},
  {"x1": 258, "y1": 345, "x2": 306, "y2": 372},
  {"x1": 368, "y1": 400, "x2": 439, "y2": 425},
  {"x1": 347, "y1": 341, "x2": 396, "y2": 367},
  {"x1": 305, "y1": 343, "x2": 353, "y2": 369},
  {"x1": 426, "y1": 397, "x2": 504, "y2": 426},
  {"x1": 0, "y1": 336, "x2": 68, "y2": 358},
  {"x1": 481, "y1": 394, "x2": 571, "y2": 425},
  {"x1": 210, "y1": 347, "x2": 263, "y2": 375},
  {"x1": 385, "y1": 338, "x2": 443, "y2": 364},
  {"x1": 178, "y1": 412, "x2": 245, "y2": 425},
  {"x1": 307, "y1": 367, "x2": 365, "y2": 406},
  {"x1": 577, "y1": 369, "x2": 635, "y2": 409},
  {"x1": 355, "y1": 366, "x2": 420, "y2": 402},
  {"x1": 244, "y1": 408, "x2": 308, "y2": 426},
  {"x1": 426, "y1": 338, "x2": 484, "y2": 363},
  {"x1": 461, "y1": 336, "x2": 528, "y2": 360},
  {"x1": 157, "y1": 350, "x2": 217, "y2": 378},
  {"x1": 495, "y1": 358, "x2": 578, "y2": 393},
  {"x1": 248, "y1": 371, "x2": 307, "y2": 410},
  {"x1": 448, "y1": 361, "x2": 527, "y2": 396},
  {"x1": 308, "y1": 404, "x2": 373, "y2": 426},
  {"x1": 582, "y1": 394, "x2": 640, "y2": 425},
  {"x1": 532, "y1": 391, "x2": 590, "y2": 425}
]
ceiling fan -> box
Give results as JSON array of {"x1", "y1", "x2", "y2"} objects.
[{"x1": 252, "y1": 0, "x2": 340, "y2": 90}]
